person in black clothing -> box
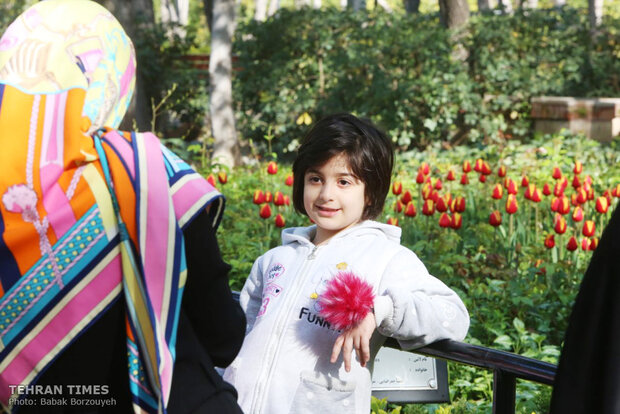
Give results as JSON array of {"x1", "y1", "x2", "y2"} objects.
[
  {"x1": 550, "y1": 205, "x2": 620, "y2": 413},
  {"x1": 18, "y1": 209, "x2": 246, "y2": 413}
]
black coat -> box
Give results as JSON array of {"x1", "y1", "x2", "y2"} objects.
[
  {"x1": 17, "y1": 209, "x2": 246, "y2": 413},
  {"x1": 550, "y1": 205, "x2": 620, "y2": 413}
]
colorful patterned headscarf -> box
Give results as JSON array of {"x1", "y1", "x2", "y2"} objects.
[{"x1": 0, "y1": 1, "x2": 222, "y2": 412}]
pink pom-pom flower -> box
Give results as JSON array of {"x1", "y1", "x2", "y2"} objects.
[{"x1": 318, "y1": 271, "x2": 375, "y2": 331}]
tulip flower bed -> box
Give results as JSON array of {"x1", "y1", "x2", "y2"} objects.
[{"x1": 206, "y1": 131, "x2": 620, "y2": 413}]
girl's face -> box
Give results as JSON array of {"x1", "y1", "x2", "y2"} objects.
[{"x1": 303, "y1": 153, "x2": 366, "y2": 245}]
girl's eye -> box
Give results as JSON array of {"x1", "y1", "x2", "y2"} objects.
[
  {"x1": 338, "y1": 179, "x2": 350, "y2": 186},
  {"x1": 308, "y1": 176, "x2": 321, "y2": 183}
]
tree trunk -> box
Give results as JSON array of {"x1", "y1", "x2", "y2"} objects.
[
  {"x1": 477, "y1": 0, "x2": 495, "y2": 11},
  {"x1": 438, "y1": 0, "x2": 469, "y2": 29},
  {"x1": 404, "y1": 0, "x2": 420, "y2": 13},
  {"x1": 209, "y1": 0, "x2": 240, "y2": 167},
  {"x1": 313, "y1": 0, "x2": 322, "y2": 9},
  {"x1": 497, "y1": 0, "x2": 513, "y2": 13},
  {"x1": 255, "y1": 0, "x2": 268, "y2": 21},
  {"x1": 589, "y1": 0, "x2": 603, "y2": 28},
  {"x1": 268, "y1": 0, "x2": 280, "y2": 16},
  {"x1": 554, "y1": 0, "x2": 566, "y2": 6},
  {"x1": 95, "y1": 0, "x2": 154, "y2": 132},
  {"x1": 202, "y1": 0, "x2": 214, "y2": 32},
  {"x1": 376, "y1": 0, "x2": 393, "y2": 12},
  {"x1": 347, "y1": 0, "x2": 366, "y2": 11}
]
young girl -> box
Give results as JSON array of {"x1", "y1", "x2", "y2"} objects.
[{"x1": 225, "y1": 113, "x2": 469, "y2": 414}]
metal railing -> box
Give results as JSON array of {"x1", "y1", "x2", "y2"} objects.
[
  {"x1": 387, "y1": 338, "x2": 556, "y2": 414},
  {"x1": 231, "y1": 291, "x2": 556, "y2": 413}
]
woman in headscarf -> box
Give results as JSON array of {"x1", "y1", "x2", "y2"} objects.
[{"x1": 0, "y1": 1, "x2": 245, "y2": 412}]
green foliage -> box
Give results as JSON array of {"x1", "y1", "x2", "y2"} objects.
[
  {"x1": 132, "y1": 19, "x2": 209, "y2": 139},
  {"x1": 233, "y1": 7, "x2": 620, "y2": 155}
]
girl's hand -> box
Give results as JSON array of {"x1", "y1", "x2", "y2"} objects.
[{"x1": 330, "y1": 312, "x2": 377, "y2": 372}]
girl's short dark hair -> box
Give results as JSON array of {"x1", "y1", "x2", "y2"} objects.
[{"x1": 292, "y1": 113, "x2": 394, "y2": 220}]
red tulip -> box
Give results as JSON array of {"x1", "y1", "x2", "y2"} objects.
[
  {"x1": 422, "y1": 200, "x2": 435, "y2": 216},
  {"x1": 265, "y1": 191, "x2": 273, "y2": 203},
  {"x1": 284, "y1": 195, "x2": 291, "y2": 206},
  {"x1": 482, "y1": 161, "x2": 492, "y2": 175},
  {"x1": 553, "y1": 182, "x2": 564, "y2": 197},
  {"x1": 571, "y1": 193, "x2": 578, "y2": 207},
  {"x1": 454, "y1": 196, "x2": 466, "y2": 213},
  {"x1": 589, "y1": 237, "x2": 599, "y2": 250},
  {"x1": 474, "y1": 158, "x2": 484, "y2": 173},
  {"x1": 420, "y1": 162, "x2": 430, "y2": 175},
  {"x1": 554, "y1": 214, "x2": 567, "y2": 234},
  {"x1": 567, "y1": 236, "x2": 578, "y2": 252},
  {"x1": 273, "y1": 191, "x2": 285, "y2": 206},
  {"x1": 497, "y1": 165, "x2": 507, "y2": 178},
  {"x1": 416, "y1": 170, "x2": 425, "y2": 184},
  {"x1": 572, "y1": 175, "x2": 580, "y2": 189},
  {"x1": 207, "y1": 174, "x2": 217, "y2": 187},
  {"x1": 394, "y1": 200, "x2": 404, "y2": 213},
  {"x1": 489, "y1": 210, "x2": 502, "y2": 227},
  {"x1": 492, "y1": 184, "x2": 504, "y2": 200},
  {"x1": 275, "y1": 213, "x2": 286, "y2": 228},
  {"x1": 421, "y1": 184, "x2": 433, "y2": 200},
  {"x1": 436, "y1": 196, "x2": 448, "y2": 212},
  {"x1": 551, "y1": 197, "x2": 560, "y2": 212},
  {"x1": 521, "y1": 175, "x2": 529, "y2": 187},
  {"x1": 401, "y1": 190, "x2": 413, "y2": 205},
  {"x1": 582, "y1": 220, "x2": 596, "y2": 237},
  {"x1": 430, "y1": 190, "x2": 440, "y2": 203},
  {"x1": 460, "y1": 173, "x2": 469, "y2": 185},
  {"x1": 218, "y1": 171, "x2": 228, "y2": 184},
  {"x1": 505, "y1": 194, "x2": 518, "y2": 214},
  {"x1": 558, "y1": 196, "x2": 570, "y2": 215},
  {"x1": 462, "y1": 160, "x2": 472, "y2": 173},
  {"x1": 479, "y1": 174, "x2": 487, "y2": 183},
  {"x1": 253, "y1": 190, "x2": 266, "y2": 205},
  {"x1": 443, "y1": 192, "x2": 453, "y2": 205},
  {"x1": 434, "y1": 178, "x2": 443, "y2": 190},
  {"x1": 506, "y1": 179, "x2": 518, "y2": 195},
  {"x1": 451, "y1": 212, "x2": 462, "y2": 229},
  {"x1": 552, "y1": 166, "x2": 562, "y2": 180},
  {"x1": 446, "y1": 169, "x2": 456, "y2": 181},
  {"x1": 612, "y1": 184, "x2": 620, "y2": 198},
  {"x1": 259, "y1": 204, "x2": 272, "y2": 219},
  {"x1": 573, "y1": 160, "x2": 583, "y2": 174},
  {"x1": 267, "y1": 161, "x2": 278, "y2": 175},
  {"x1": 581, "y1": 237, "x2": 590, "y2": 251},
  {"x1": 439, "y1": 213, "x2": 452, "y2": 228},
  {"x1": 387, "y1": 217, "x2": 399, "y2": 226},
  {"x1": 531, "y1": 188, "x2": 542, "y2": 203},
  {"x1": 595, "y1": 196, "x2": 609, "y2": 214},
  {"x1": 572, "y1": 206, "x2": 584, "y2": 222},
  {"x1": 576, "y1": 188, "x2": 588, "y2": 205},
  {"x1": 392, "y1": 181, "x2": 403, "y2": 195},
  {"x1": 544, "y1": 234, "x2": 555, "y2": 249},
  {"x1": 584, "y1": 175, "x2": 593, "y2": 186},
  {"x1": 404, "y1": 201, "x2": 417, "y2": 217},
  {"x1": 285, "y1": 174, "x2": 294, "y2": 186},
  {"x1": 524, "y1": 183, "x2": 536, "y2": 200},
  {"x1": 543, "y1": 183, "x2": 551, "y2": 196}
]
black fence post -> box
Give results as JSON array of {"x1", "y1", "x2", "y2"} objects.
[{"x1": 492, "y1": 369, "x2": 516, "y2": 414}]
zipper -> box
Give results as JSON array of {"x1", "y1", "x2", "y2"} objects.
[{"x1": 251, "y1": 244, "x2": 320, "y2": 413}]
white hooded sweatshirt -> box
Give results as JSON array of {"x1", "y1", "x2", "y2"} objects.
[{"x1": 224, "y1": 220, "x2": 469, "y2": 414}]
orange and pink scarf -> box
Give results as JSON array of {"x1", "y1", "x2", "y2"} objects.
[{"x1": 0, "y1": 1, "x2": 222, "y2": 412}]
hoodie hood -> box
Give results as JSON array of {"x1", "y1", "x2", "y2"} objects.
[{"x1": 281, "y1": 220, "x2": 401, "y2": 247}]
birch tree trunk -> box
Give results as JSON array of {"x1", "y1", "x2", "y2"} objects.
[
  {"x1": 477, "y1": 0, "x2": 495, "y2": 11},
  {"x1": 210, "y1": 0, "x2": 240, "y2": 167},
  {"x1": 313, "y1": 0, "x2": 322, "y2": 9},
  {"x1": 268, "y1": 0, "x2": 280, "y2": 16},
  {"x1": 589, "y1": 0, "x2": 603, "y2": 28},
  {"x1": 376, "y1": 0, "x2": 393, "y2": 12},
  {"x1": 255, "y1": 0, "x2": 268, "y2": 21},
  {"x1": 202, "y1": 0, "x2": 214, "y2": 32},
  {"x1": 95, "y1": 0, "x2": 154, "y2": 132}
]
